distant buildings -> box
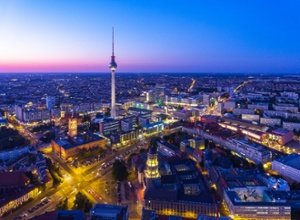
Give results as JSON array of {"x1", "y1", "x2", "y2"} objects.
[
  {"x1": 153, "y1": 85, "x2": 166, "y2": 104},
  {"x1": 68, "y1": 117, "x2": 78, "y2": 137},
  {"x1": 218, "y1": 116, "x2": 295, "y2": 153},
  {"x1": 119, "y1": 129, "x2": 142, "y2": 145},
  {"x1": 228, "y1": 138, "x2": 272, "y2": 164},
  {"x1": 165, "y1": 94, "x2": 200, "y2": 107},
  {"x1": 99, "y1": 118, "x2": 120, "y2": 136},
  {"x1": 143, "y1": 121, "x2": 164, "y2": 136},
  {"x1": 260, "y1": 117, "x2": 281, "y2": 127},
  {"x1": 4, "y1": 71, "x2": 300, "y2": 219},
  {"x1": 121, "y1": 118, "x2": 134, "y2": 132},
  {"x1": 15, "y1": 104, "x2": 50, "y2": 123},
  {"x1": 46, "y1": 96, "x2": 56, "y2": 110}
]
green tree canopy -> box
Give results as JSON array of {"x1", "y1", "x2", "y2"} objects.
[
  {"x1": 112, "y1": 159, "x2": 129, "y2": 181},
  {"x1": 73, "y1": 192, "x2": 92, "y2": 212}
]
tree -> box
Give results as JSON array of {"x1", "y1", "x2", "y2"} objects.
[
  {"x1": 57, "y1": 198, "x2": 68, "y2": 210},
  {"x1": 254, "y1": 109, "x2": 264, "y2": 117},
  {"x1": 82, "y1": 115, "x2": 91, "y2": 123},
  {"x1": 73, "y1": 192, "x2": 92, "y2": 212},
  {"x1": 150, "y1": 137, "x2": 160, "y2": 148},
  {"x1": 40, "y1": 131, "x2": 56, "y2": 143},
  {"x1": 112, "y1": 160, "x2": 129, "y2": 181},
  {"x1": 104, "y1": 108, "x2": 111, "y2": 117},
  {"x1": 45, "y1": 157, "x2": 62, "y2": 186},
  {"x1": 0, "y1": 109, "x2": 4, "y2": 117},
  {"x1": 90, "y1": 122, "x2": 99, "y2": 132},
  {"x1": 0, "y1": 127, "x2": 29, "y2": 150},
  {"x1": 25, "y1": 171, "x2": 40, "y2": 185}
]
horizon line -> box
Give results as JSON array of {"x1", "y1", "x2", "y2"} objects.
[{"x1": 0, "y1": 71, "x2": 300, "y2": 75}]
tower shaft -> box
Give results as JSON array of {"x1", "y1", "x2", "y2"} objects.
[
  {"x1": 109, "y1": 27, "x2": 117, "y2": 119},
  {"x1": 111, "y1": 69, "x2": 116, "y2": 119}
]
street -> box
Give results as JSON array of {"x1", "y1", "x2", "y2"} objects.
[{"x1": 5, "y1": 139, "x2": 148, "y2": 220}]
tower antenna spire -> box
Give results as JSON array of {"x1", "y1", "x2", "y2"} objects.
[{"x1": 112, "y1": 27, "x2": 114, "y2": 56}]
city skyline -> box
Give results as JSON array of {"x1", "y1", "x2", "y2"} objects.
[
  {"x1": 1, "y1": 1, "x2": 300, "y2": 219},
  {"x1": 0, "y1": 0, "x2": 300, "y2": 73}
]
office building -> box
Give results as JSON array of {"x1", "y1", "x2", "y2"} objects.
[
  {"x1": 46, "y1": 96, "x2": 56, "y2": 110},
  {"x1": 68, "y1": 117, "x2": 78, "y2": 138},
  {"x1": 99, "y1": 118, "x2": 120, "y2": 136},
  {"x1": 229, "y1": 138, "x2": 272, "y2": 164},
  {"x1": 52, "y1": 134, "x2": 106, "y2": 159}
]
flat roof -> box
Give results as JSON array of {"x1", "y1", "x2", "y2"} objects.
[
  {"x1": 216, "y1": 168, "x2": 266, "y2": 189},
  {"x1": 275, "y1": 154, "x2": 300, "y2": 170},
  {"x1": 145, "y1": 159, "x2": 214, "y2": 204},
  {"x1": 232, "y1": 138, "x2": 269, "y2": 152},
  {"x1": 221, "y1": 116, "x2": 269, "y2": 132},
  {"x1": 55, "y1": 133, "x2": 104, "y2": 150},
  {"x1": 272, "y1": 128, "x2": 292, "y2": 135},
  {"x1": 226, "y1": 188, "x2": 300, "y2": 207},
  {"x1": 91, "y1": 204, "x2": 128, "y2": 218}
]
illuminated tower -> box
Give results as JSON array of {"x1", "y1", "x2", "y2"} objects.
[
  {"x1": 68, "y1": 117, "x2": 78, "y2": 138},
  {"x1": 145, "y1": 146, "x2": 160, "y2": 179},
  {"x1": 109, "y1": 28, "x2": 117, "y2": 119}
]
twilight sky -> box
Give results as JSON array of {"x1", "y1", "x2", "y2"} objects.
[{"x1": 0, "y1": 0, "x2": 300, "y2": 73}]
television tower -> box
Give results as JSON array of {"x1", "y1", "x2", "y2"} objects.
[{"x1": 109, "y1": 27, "x2": 117, "y2": 119}]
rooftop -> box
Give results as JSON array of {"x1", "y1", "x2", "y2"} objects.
[
  {"x1": 55, "y1": 133, "x2": 104, "y2": 150},
  {"x1": 231, "y1": 138, "x2": 270, "y2": 153},
  {"x1": 0, "y1": 171, "x2": 29, "y2": 188},
  {"x1": 145, "y1": 159, "x2": 214, "y2": 204},
  {"x1": 226, "y1": 188, "x2": 300, "y2": 207},
  {"x1": 271, "y1": 128, "x2": 292, "y2": 136},
  {"x1": 215, "y1": 168, "x2": 266, "y2": 189},
  {"x1": 90, "y1": 203, "x2": 128, "y2": 219},
  {"x1": 31, "y1": 210, "x2": 85, "y2": 220},
  {"x1": 275, "y1": 154, "x2": 300, "y2": 170}
]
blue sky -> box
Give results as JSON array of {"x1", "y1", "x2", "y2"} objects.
[{"x1": 0, "y1": 0, "x2": 299, "y2": 73}]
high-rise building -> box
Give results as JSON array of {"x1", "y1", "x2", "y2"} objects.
[
  {"x1": 46, "y1": 96, "x2": 56, "y2": 110},
  {"x1": 15, "y1": 105, "x2": 24, "y2": 121},
  {"x1": 109, "y1": 28, "x2": 117, "y2": 119},
  {"x1": 68, "y1": 118, "x2": 78, "y2": 137},
  {"x1": 154, "y1": 84, "x2": 165, "y2": 105}
]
